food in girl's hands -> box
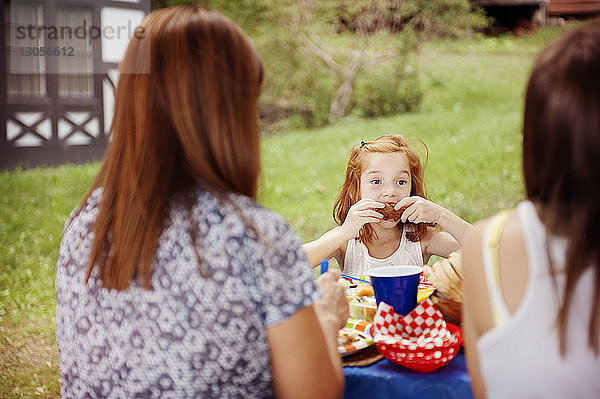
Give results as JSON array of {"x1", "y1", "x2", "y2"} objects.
[
  {"x1": 376, "y1": 202, "x2": 436, "y2": 227},
  {"x1": 377, "y1": 202, "x2": 403, "y2": 221}
]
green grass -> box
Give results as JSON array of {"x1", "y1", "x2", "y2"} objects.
[
  {"x1": 0, "y1": 26, "x2": 569, "y2": 397},
  {"x1": 0, "y1": 164, "x2": 97, "y2": 397},
  {"x1": 260, "y1": 38, "x2": 537, "y2": 242}
]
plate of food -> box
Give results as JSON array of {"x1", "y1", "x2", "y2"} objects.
[{"x1": 338, "y1": 318, "x2": 373, "y2": 357}]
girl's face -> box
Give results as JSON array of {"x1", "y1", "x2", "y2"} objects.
[{"x1": 359, "y1": 151, "x2": 412, "y2": 206}]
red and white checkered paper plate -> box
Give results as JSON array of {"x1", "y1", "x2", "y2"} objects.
[
  {"x1": 372, "y1": 299, "x2": 463, "y2": 372},
  {"x1": 338, "y1": 318, "x2": 374, "y2": 357}
]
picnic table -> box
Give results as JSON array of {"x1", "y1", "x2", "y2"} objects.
[{"x1": 343, "y1": 349, "x2": 474, "y2": 399}]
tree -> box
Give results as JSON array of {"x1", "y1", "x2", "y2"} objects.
[
  {"x1": 300, "y1": 32, "x2": 395, "y2": 124},
  {"x1": 296, "y1": 0, "x2": 487, "y2": 124},
  {"x1": 298, "y1": 1, "x2": 410, "y2": 124}
]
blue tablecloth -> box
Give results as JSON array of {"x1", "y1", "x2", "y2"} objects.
[{"x1": 343, "y1": 349, "x2": 474, "y2": 399}]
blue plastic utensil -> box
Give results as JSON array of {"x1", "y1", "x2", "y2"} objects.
[
  {"x1": 319, "y1": 259, "x2": 329, "y2": 274},
  {"x1": 340, "y1": 273, "x2": 371, "y2": 285}
]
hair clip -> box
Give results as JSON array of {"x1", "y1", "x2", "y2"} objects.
[{"x1": 360, "y1": 140, "x2": 366, "y2": 148}]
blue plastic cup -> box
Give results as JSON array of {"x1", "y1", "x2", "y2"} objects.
[{"x1": 368, "y1": 266, "x2": 423, "y2": 316}]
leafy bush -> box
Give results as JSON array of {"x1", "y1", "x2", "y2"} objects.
[
  {"x1": 402, "y1": 0, "x2": 489, "y2": 39},
  {"x1": 256, "y1": 34, "x2": 337, "y2": 129},
  {"x1": 355, "y1": 70, "x2": 423, "y2": 118},
  {"x1": 354, "y1": 34, "x2": 423, "y2": 118},
  {"x1": 336, "y1": 0, "x2": 489, "y2": 39}
]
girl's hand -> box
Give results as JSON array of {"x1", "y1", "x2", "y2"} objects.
[
  {"x1": 395, "y1": 196, "x2": 443, "y2": 225},
  {"x1": 341, "y1": 198, "x2": 384, "y2": 238},
  {"x1": 395, "y1": 196, "x2": 473, "y2": 260}
]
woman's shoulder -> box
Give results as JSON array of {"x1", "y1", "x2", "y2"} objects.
[
  {"x1": 63, "y1": 188, "x2": 103, "y2": 232},
  {"x1": 462, "y1": 205, "x2": 523, "y2": 267},
  {"x1": 478, "y1": 206, "x2": 525, "y2": 241},
  {"x1": 187, "y1": 188, "x2": 298, "y2": 244},
  {"x1": 467, "y1": 202, "x2": 530, "y2": 240},
  {"x1": 229, "y1": 192, "x2": 292, "y2": 235},
  {"x1": 230, "y1": 192, "x2": 286, "y2": 222},
  {"x1": 461, "y1": 219, "x2": 488, "y2": 259},
  {"x1": 466, "y1": 218, "x2": 490, "y2": 241}
]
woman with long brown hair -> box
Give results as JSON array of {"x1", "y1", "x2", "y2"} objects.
[
  {"x1": 463, "y1": 19, "x2": 600, "y2": 398},
  {"x1": 55, "y1": 5, "x2": 346, "y2": 398}
]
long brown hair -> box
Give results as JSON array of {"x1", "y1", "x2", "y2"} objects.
[
  {"x1": 522, "y1": 19, "x2": 600, "y2": 354},
  {"x1": 76, "y1": 6, "x2": 264, "y2": 290},
  {"x1": 333, "y1": 134, "x2": 429, "y2": 244}
]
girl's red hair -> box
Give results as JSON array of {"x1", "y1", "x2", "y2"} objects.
[{"x1": 333, "y1": 134, "x2": 429, "y2": 244}]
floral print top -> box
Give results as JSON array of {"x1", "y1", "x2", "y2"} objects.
[{"x1": 56, "y1": 187, "x2": 320, "y2": 398}]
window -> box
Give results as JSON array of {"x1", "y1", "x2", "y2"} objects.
[
  {"x1": 56, "y1": 6, "x2": 94, "y2": 97},
  {"x1": 4, "y1": 2, "x2": 94, "y2": 99},
  {"x1": 6, "y1": 2, "x2": 46, "y2": 97}
]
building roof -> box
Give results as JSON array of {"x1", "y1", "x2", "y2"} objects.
[{"x1": 471, "y1": 0, "x2": 549, "y2": 5}]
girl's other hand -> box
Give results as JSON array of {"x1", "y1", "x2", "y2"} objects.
[
  {"x1": 314, "y1": 270, "x2": 349, "y2": 330},
  {"x1": 341, "y1": 198, "x2": 384, "y2": 238},
  {"x1": 396, "y1": 196, "x2": 443, "y2": 225}
]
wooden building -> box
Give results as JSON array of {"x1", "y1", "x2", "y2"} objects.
[
  {"x1": 1, "y1": 0, "x2": 150, "y2": 169},
  {"x1": 472, "y1": 0, "x2": 600, "y2": 33},
  {"x1": 471, "y1": 0, "x2": 549, "y2": 29},
  {"x1": 473, "y1": 0, "x2": 600, "y2": 13},
  {"x1": 548, "y1": 0, "x2": 600, "y2": 15},
  {"x1": 472, "y1": 0, "x2": 600, "y2": 19},
  {"x1": 472, "y1": 0, "x2": 549, "y2": 8}
]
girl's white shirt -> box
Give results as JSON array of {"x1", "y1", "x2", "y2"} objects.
[{"x1": 343, "y1": 225, "x2": 423, "y2": 277}]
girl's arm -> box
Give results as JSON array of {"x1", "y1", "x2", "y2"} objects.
[
  {"x1": 302, "y1": 198, "x2": 384, "y2": 267},
  {"x1": 302, "y1": 226, "x2": 348, "y2": 267},
  {"x1": 396, "y1": 196, "x2": 471, "y2": 260},
  {"x1": 421, "y1": 231, "x2": 460, "y2": 263}
]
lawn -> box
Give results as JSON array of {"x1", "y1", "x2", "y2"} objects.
[{"x1": 0, "y1": 26, "x2": 569, "y2": 397}]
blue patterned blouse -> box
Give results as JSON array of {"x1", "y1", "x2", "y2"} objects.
[{"x1": 55, "y1": 187, "x2": 320, "y2": 398}]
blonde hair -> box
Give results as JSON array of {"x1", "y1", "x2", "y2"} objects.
[{"x1": 333, "y1": 134, "x2": 429, "y2": 244}]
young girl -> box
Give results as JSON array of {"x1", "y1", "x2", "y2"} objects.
[{"x1": 303, "y1": 134, "x2": 471, "y2": 276}]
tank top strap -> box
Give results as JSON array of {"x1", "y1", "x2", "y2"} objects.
[
  {"x1": 482, "y1": 210, "x2": 512, "y2": 327},
  {"x1": 398, "y1": 224, "x2": 423, "y2": 265}
]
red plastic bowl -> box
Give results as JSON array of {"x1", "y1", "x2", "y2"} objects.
[{"x1": 375, "y1": 322, "x2": 463, "y2": 373}]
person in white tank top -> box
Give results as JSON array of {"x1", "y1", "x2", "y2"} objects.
[
  {"x1": 343, "y1": 224, "x2": 423, "y2": 277},
  {"x1": 302, "y1": 134, "x2": 472, "y2": 276},
  {"x1": 462, "y1": 19, "x2": 600, "y2": 398}
]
